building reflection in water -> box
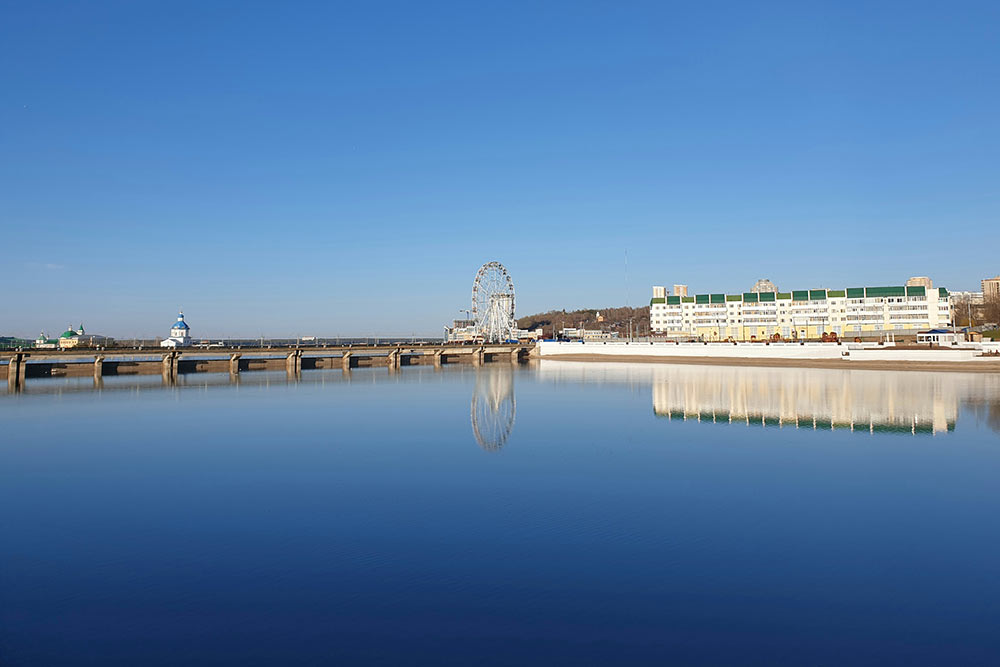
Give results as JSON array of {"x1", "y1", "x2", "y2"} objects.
[
  {"x1": 538, "y1": 359, "x2": 1000, "y2": 437},
  {"x1": 470, "y1": 367, "x2": 516, "y2": 452},
  {"x1": 652, "y1": 365, "x2": 960, "y2": 435},
  {"x1": 965, "y1": 395, "x2": 1000, "y2": 435}
]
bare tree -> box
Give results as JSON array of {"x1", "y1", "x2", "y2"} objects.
[
  {"x1": 984, "y1": 296, "x2": 1000, "y2": 328},
  {"x1": 950, "y1": 295, "x2": 990, "y2": 328},
  {"x1": 951, "y1": 295, "x2": 971, "y2": 327}
]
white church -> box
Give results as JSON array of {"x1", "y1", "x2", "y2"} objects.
[{"x1": 160, "y1": 311, "x2": 192, "y2": 347}]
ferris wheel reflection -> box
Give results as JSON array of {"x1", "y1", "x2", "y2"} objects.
[{"x1": 470, "y1": 367, "x2": 516, "y2": 452}]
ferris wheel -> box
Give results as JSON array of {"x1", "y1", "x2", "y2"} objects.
[{"x1": 471, "y1": 261, "x2": 516, "y2": 343}]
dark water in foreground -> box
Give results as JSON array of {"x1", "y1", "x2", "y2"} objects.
[{"x1": 2, "y1": 362, "x2": 1000, "y2": 665}]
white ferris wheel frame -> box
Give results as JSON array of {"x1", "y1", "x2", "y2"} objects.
[{"x1": 471, "y1": 261, "x2": 516, "y2": 343}]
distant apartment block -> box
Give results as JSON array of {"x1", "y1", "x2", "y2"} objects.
[
  {"x1": 750, "y1": 278, "x2": 778, "y2": 293},
  {"x1": 983, "y1": 276, "x2": 1000, "y2": 302},
  {"x1": 649, "y1": 283, "x2": 951, "y2": 340},
  {"x1": 652, "y1": 285, "x2": 688, "y2": 299}
]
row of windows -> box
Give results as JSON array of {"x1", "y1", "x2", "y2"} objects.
[
  {"x1": 652, "y1": 311, "x2": 930, "y2": 324},
  {"x1": 655, "y1": 315, "x2": 945, "y2": 325},
  {"x1": 655, "y1": 297, "x2": 939, "y2": 311},
  {"x1": 655, "y1": 304, "x2": 944, "y2": 315},
  {"x1": 654, "y1": 307, "x2": 947, "y2": 319}
]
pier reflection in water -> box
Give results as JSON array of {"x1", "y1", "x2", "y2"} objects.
[{"x1": 3, "y1": 364, "x2": 522, "y2": 451}]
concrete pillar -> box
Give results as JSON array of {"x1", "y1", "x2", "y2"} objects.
[
  {"x1": 161, "y1": 352, "x2": 177, "y2": 384},
  {"x1": 341, "y1": 351, "x2": 352, "y2": 371},
  {"x1": 433, "y1": 349, "x2": 443, "y2": 368},
  {"x1": 7, "y1": 353, "x2": 24, "y2": 392},
  {"x1": 229, "y1": 353, "x2": 242, "y2": 375},
  {"x1": 510, "y1": 348, "x2": 520, "y2": 364},
  {"x1": 472, "y1": 347, "x2": 484, "y2": 366},
  {"x1": 386, "y1": 348, "x2": 401, "y2": 371},
  {"x1": 94, "y1": 355, "x2": 104, "y2": 389},
  {"x1": 286, "y1": 350, "x2": 302, "y2": 376}
]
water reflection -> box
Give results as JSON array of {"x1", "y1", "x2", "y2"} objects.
[
  {"x1": 537, "y1": 360, "x2": 1000, "y2": 436},
  {"x1": 7, "y1": 360, "x2": 1000, "y2": 440},
  {"x1": 470, "y1": 367, "x2": 516, "y2": 451},
  {"x1": 966, "y1": 395, "x2": 1000, "y2": 435},
  {"x1": 3, "y1": 368, "x2": 344, "y2": 397},
  {"x1": 649, "y1": 366, "x2": 1000, "y2": 435}
]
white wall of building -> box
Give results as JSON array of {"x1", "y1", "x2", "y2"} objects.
[
  {"x1": 537, "y1": 340, "x2": 994, "y2": 363},
  {"x1": 538, "y1": 340, "x2": 847, "y2": 359}
]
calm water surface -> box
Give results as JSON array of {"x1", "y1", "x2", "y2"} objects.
[{"x1": 2, "y1": 362, "x2": 1000, "y2": 665}]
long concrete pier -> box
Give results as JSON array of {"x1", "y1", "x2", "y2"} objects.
[
  {"x1": 534, "y1": 340, "x2": 1000, "y2": 373},
  {"x1": 1, "y1": 343, "x2": 532, "y2": 392}
]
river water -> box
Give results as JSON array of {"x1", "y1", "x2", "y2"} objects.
[{"x1": 2, "y1": 362, "x2": 1000, "y2": 665}]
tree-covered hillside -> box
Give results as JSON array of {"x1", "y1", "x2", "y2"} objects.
[{"x1": 518, "y1": 306, "x2": 650, "y2": 338}]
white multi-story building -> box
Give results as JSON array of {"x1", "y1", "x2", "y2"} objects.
[
  {"x1": 445, "y1": 319, "x2": 478, "y2": 343},
  {"x1": 559, "y1": 328, "x2": 619, "y2": 341},
  {"x1": 446, "y1": 318, "x2": 542, "y2": 343},
  {"x1": 949, "y1": 290, "x2": 984, "y2": 305},
  {"x1": 649, "y1": 284, "x2": 952, "y2": 340}
]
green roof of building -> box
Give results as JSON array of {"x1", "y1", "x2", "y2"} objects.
[{"x1": 653, "y1": 285, "x2": 948, "y2": 305}]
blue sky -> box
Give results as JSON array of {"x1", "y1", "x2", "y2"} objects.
[{"x1": 3, "y1": 1, "x2": 999, "y2": 338}]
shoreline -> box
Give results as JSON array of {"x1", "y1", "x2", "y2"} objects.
[{"x1": 536, "y1": 353, "x2": 1000, "y2": 373}]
